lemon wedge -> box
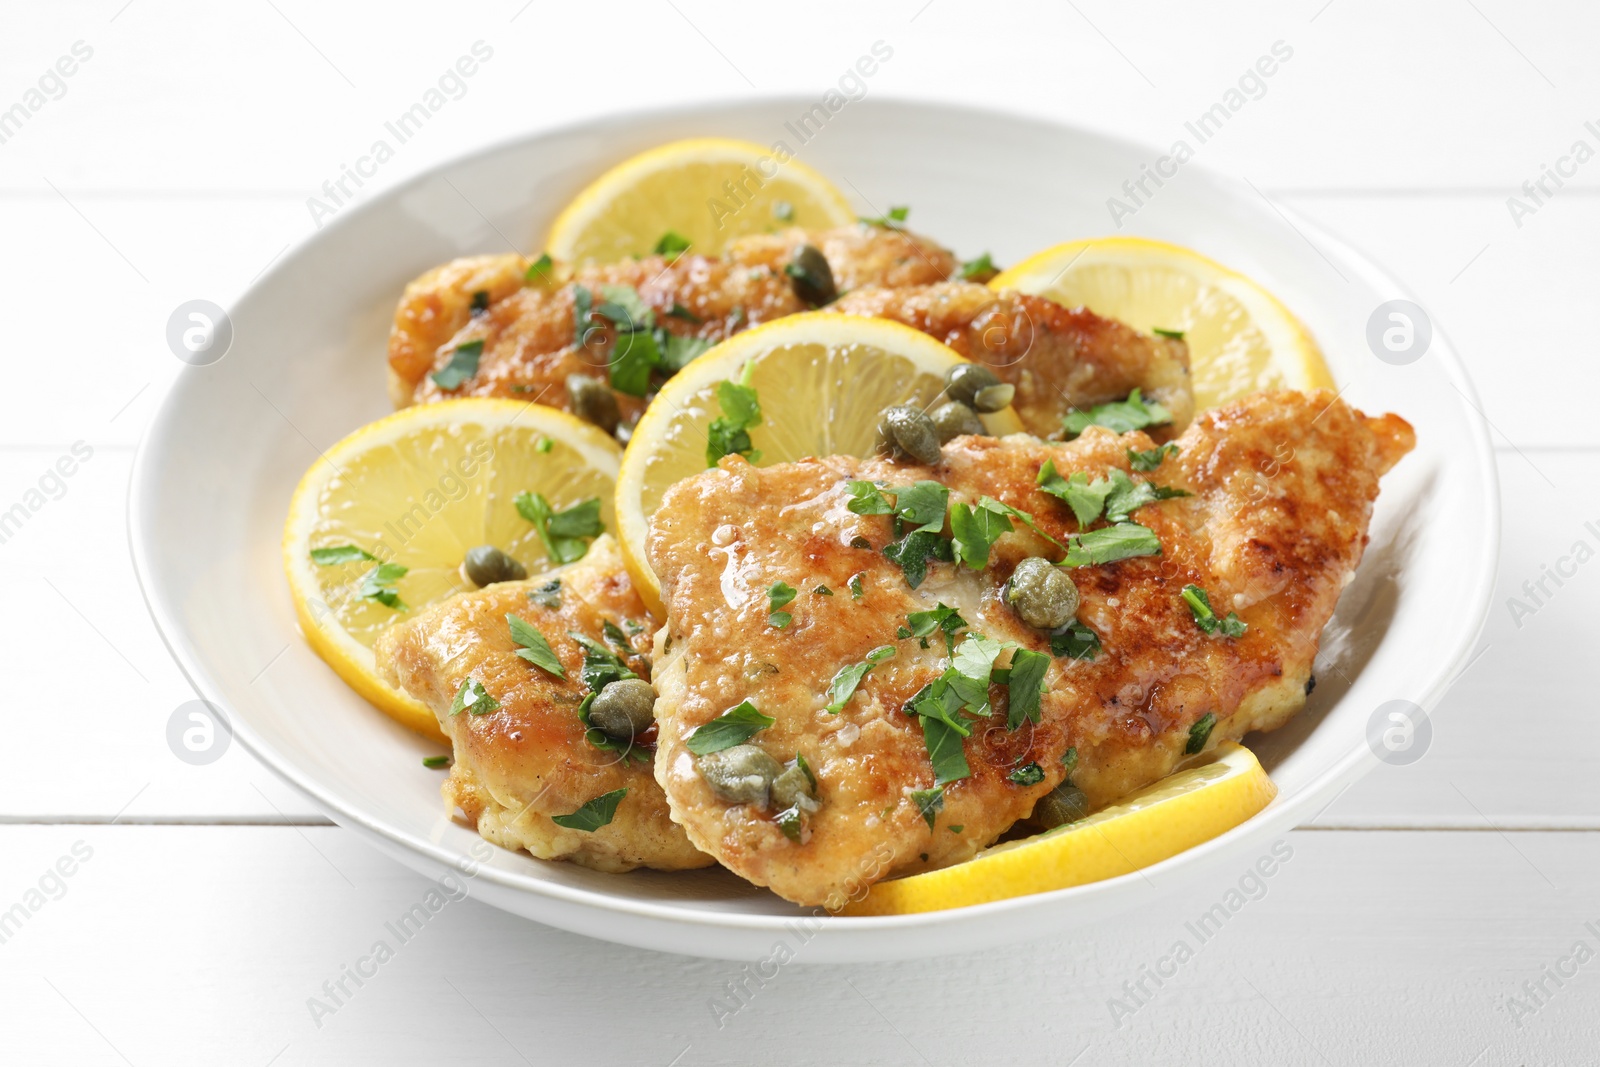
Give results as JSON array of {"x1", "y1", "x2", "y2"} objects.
[
  {"x1": 990, "y1": 237, "x2": 1333, "y2": 410},
  {"x1": 282, "y1": 399, "x2": 622, "y2": 739},
  {"x1": 844, "y1": 743, "x2": 1277, "y2": 916},
  {"x1": 546, "y1": 137, "x2": 856, "y2": 264},
  {"x1": 614, "y1": 312, "x2": 1024, "y2": 616}
]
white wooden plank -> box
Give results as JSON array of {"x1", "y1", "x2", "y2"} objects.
[
  {"x1": 2, "y1": 0, "x2": 1596, "y2": 193},
  {"x1": 0, "y1": 824, "x2": 1591, "y2": 1065}
]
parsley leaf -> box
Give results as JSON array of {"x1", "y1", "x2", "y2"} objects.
[
  {"x1": 430, "y1": 340, "x2": 483, "y2": 391},
  {"x1": 767, "y1": 581, "x2": 797, "y2": 628},
  {"x1": 909, "y1": 786, "x2": 944, "y2": 830},
  {"x1": 595, "y1": 284, "x2": 655, "y2": 332},
  {"x1": 525, "y1": 252, "x2": 555, "y2": 285},
  {"x1": 526, "y1": 579, "x2": 561, "y2": 609},
  {"x1": 1103, "y1": 468, "x2": 1190, "y2": 523},
  {"x1": 1037, "y1": 461, "x2": 1113, "y2": 527},
  {"x1": 1153, "y1": 327, "x2": 1185, "y2": 340},
  {"x1": 567, "y1": 632, "x2": 637, "y2": 692},
  {"x1": 507, "y1": 613, "x2": 564, "y2": 677},
  {"x1": 882, "y1": 529, "x2": 953, "y2": 588},
  {"x1": 1061, "y1": 746, "x2": 1079, "y2": 777},
  {"x1": 1181, "y1": 584, "x2": 1248, "y2": 638},
  {"x1": 572, "y1": 284, "x2": 594, "y2": 347},
  {"x1": 1061, "y1": 388, "x2": 1172, "y2": 438},
  {"x1": 849, "y1": 574, "x2": 865, "y2": 599},
  {"x1": 311, "y1": 544, "x2": 375, "y2": 566},
  {"x1": 772, "y1": 200, "x2": 795, "y2": 222},
  {"x1": 665, "y1": 302, "x2": 702, "y2": 324},
  {"x1": 949, "y1": 499, "x2": 1013, "y2": 569},
  {"x1": 1006, "y1": 648, "x2": 1050, "y2": 729},
  {"x1": 1186, "y1": 712, "x2": 1217, "y2": 755},
  {"x1": 861, "y1": 205, "x2": 910, "y2": 228},
  {"x1": 906, "y1": 603, "x2": 967, "y2": 639},
  {"x1": 608, "y1": 328, "x2": 660, "y2": 396},
  {"x1": 813, "y1": 585, "x2": 833, "y2": 597},
  {"x1": 654, "y1": 231, "x2": 691, "y2": 257},
  {"x1": 1128, "y1": 443, "x2": 1180, "y2": 472},
  {"x1": 422, "y1": 755, "x2": 450, "y2": 769},
  {"x1": 449, "y1": 677, "x2": 499, "y2": 716},
  {"x1": 907, "y1": 677, "x2": 974, "y2": 784},
  {"x1": 470, "y1": 289, "x2": 489, "y2": 313},
  {"x1": 890, "y1": 481, "x2": 949, "y2": 533},
  {"x1": 706, "y1": 366, "x2": 763, "y2": 466},
  {"x1": 551, "y1": 787, "x2": 627, "y2": 831},
  {"x1": 515, "y1": 492, "x2": 603, "y2": 564},
  {"x1": 659, "y1": 332, "x2": 711, "y2": 372},
  {"x1": 1050, "y1": 621, "x2": 1101, "y2": 661},
  {"x1": 958, "y1": 252, "x2": 996, "y2": 280},
  {"x1": 824, "y1": 645, "x2": 895, "y2": 714},
  {"x1": 602, "y1": 619, "x2": 632, "y2": 654},
  {"x1": 686, "y1": 700, "x2": 775, "y2": 755},
  {"x1": 358, "y1": 562, "x2": 408, "y2": 610},
  {"x1": 977, "y1": 496, "x2": 1069, "y2": 554},
  {"x1": 1062, "y1": 523, "x2": 1162, "y2": 567},
  {"x1": 846, "y1": 480, "x2": 894, "y2": 516},
  {"x1": 1007, "y1": 762, "x2": 1045, "y2": 786}
]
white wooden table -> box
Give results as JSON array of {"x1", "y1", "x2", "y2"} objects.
[{"x1": 4, "y1": 2, "x2": 1596, "y2": 1062}]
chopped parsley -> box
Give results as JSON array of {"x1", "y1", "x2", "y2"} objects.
[
  {"x1": 882, "y1": 529, "x2": 953, "y2": 588},
  {"x1": 1007, "y1": 762, "x2": 1045, "y2": 786},
  {"x1": 665, "y1": 302, "x2": 702, "y2": 324},
  {"x1": 551, "y1": 788, "x2": 627, "y2": 831},
  {"x1": 686, "y1": 700, "x2": 775, "y2": 755},
  {"x1": 909, "y1": 786, "x2": 944, "y2": 829},
  {"x1": 1153, "y1": 327, "x2": 1185, "y2": 340},
  {"x1": 430, "y1": 339, "x2": 483, "y2": 391},
  {"x1": 590, "y1": 284, "x2": 661, "y2": 396},
  {"x1": 767, "y1": 581, "x2": 797, "y2": 628},
  {"x1": 1128, "y1": 443, "x2": 1180, "y2": 472},
  {"x1": 357, "y1": 562, "x2": 408, "y2": 610},
  {"x1": 824, "y1": 645, "x2": 895, "y2": 714},
  {"x1": 776, "y1": 806, "x2": 804, "y2": 842},
  {"x1": 1061, "y1": 388, "x2": 1172, "y2": 437},
  {"x1": 449, "y1": 677, "x2": 499, "y2": 716},
  {"x1": 949, "y1": 498, "x2": 1014, "y2": 569},
  {"x1": 1186, "y1": 712, "x2": 1217, "y2": 755},
  {"x1": 660, "y1": 333, "x2": 711, "y2": 372},
  {"x1": 526, "y1": 578, "x2": 561, "y2": 609},
  {"x1": 1037, "y1": 461, "x2": 1113, "y2": 527},
  {"x1": 1050, "y1": 621, "x2": 1101, "y2": 661},
  {"x1": 602, "y1": 619, "x2": 633, "y2": 653},
  {"x1": 949, "y1": 824, "x2": 964, "y2": 833},
  {"x1": 595, "y1": 284, "x2": 654, "y2": 332},
  {"x1": 813, "y1": 585, "x2": 833, "y2": 597},
  {"x1": 1104, "y1": 469, "x2": 1190, "y2": 523},
  {"x1": 958, "y1": 252, "x2": 996, "y2": 280},
  {"x1": 507, "y1": 614, "x2": 564, "y2": 678},
  {"x1": 845, "y1": 480, "x2": 894, "y2": 516},
  {"x1": 1062, "y1": 523, "x2": 1162, "y2": 567},
  {"x1": 1006, "y1": 648, "x2": 1050, "y2": 729},
  {"x1": 905, "y1": 603, "x2": 967, "y2": 641},
  {"x1": 534, "y1": 436, "x2": 553, "y2": 454},
  {"x1": 848, "y1": 573, "x2": 865, "y2": 599},
  {"x1": 568, "y1": 632, "x2": 636, "y2": 692},
  {"x1": 525, "y1": 252, "x2": 555, "y2": 285},
  {"x1": 470, "y1": 289, "x2": 489, "y2": 313},
  {"x1": 514, "y1": 492, "x2": 604, "y2": 564},
  {"x1": 571, "y1": 284, "x2": 594, "y2": 346},
  {"x1": 1061, "y1": 746, "x2": 1078, "y2": 777},
  {"x1": 310, "y1": 544, "x2": 375, "y2": 566},
  {"x1": 422, "y1": 755, "x2": 450, "y2": 769},
  {"x1": 654, "y1": 231, "x2": 691, "y2": 257},
  {"x1": 706, "y1": 363, "x2": 763, "y2": 466},
  {"x1": 890, "y1": 481, "x2": 949, "y2": 532},
  {"x1": 1182, "y1": 584, "x2": 1248, "y2": 638},
  {"x1": 861, "y1": 205, "x2": 910, "y2": 229},
  {"x1": 772, "y1": 200, "x2": 795, "y2": 222}
]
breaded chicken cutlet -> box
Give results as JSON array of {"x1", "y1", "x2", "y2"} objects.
[{"x1": 645, "y1": 391, "x2": 1414, "y2": 907}]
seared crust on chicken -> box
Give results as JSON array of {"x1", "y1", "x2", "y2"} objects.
[
  {"x1": 375, "y1": 537, "x2": 710, "y2": 873},
  {"x1": 832, "y1": 283, "x2": 1193, "y2": 438},
  {"x1": 645, "y1": 391, "x2": 1414, "y2": 906},
  {"x1": 387, "y1": 225, "x2": 958, "y2": 417}
]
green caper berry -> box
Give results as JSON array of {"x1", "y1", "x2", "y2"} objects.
[
  {"x1": 785, "y1": 244, "x2": 837, "y2": 306},
  {"x1": 697, "y1": 744, "x2": 784, "y2": 806},
  {"x1": 567, "y1": 374, "x2": 620, "y2": 434},
  {"x1": 1005, "y1": 556, "x2": 1080, "y2": 630},
  {"x1": 1033, "y1": 782, "x2": 1090, "y2": 829},
  {"x1": 971, "y1": 382, "x2": 1016, "y2": 413},
  {"x1": 928, "y1": 400, "x2": 985, "y2": 443},
  {"x1": 587, "y1": 678, "x2": 656, "y2": 740},
  {"x1": 944, "y1": 363, "x2": 1002, "y2": 406},
  {"x1": 771, "y1": 762, "x2": 820, "y2": 813},
  {"x1": 876, "y1": 404, "x2": 942, "y2": 466},
  {"x1": 462, "y1": 545, "x2": 527, "y2": 587}
]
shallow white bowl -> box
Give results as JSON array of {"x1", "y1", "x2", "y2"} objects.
[{"x1": 130, "y1": 98, "x2": 1497, "y2": 962}]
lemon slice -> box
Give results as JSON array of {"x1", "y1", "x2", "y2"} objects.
[
  {"x1": 844, "y1": 743, "x2": 1276, "y2": 916},
  {"x1": 990, "y1": 237, "x2": 1333, "y2": 410},
  {"x1": 546, "y1": 137, "x2": 857, "y2": 264},
  {"x1": 283, "y1": 399, "x2": 622, "y2": 740},
  {"x1": 615, "y1": 312, "x2": 1025, "y2": 616}
]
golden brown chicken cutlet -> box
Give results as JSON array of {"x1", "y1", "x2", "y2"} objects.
[
  {"x1": 375, "y1": 537, "x2": 710, "y2": 873},
  {"x1": 645, "y1": 391, "x2": 1413, "y2": 907}
]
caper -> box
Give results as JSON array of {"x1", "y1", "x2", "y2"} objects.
[
  {"x1": 697, "y1": 744, "x2": 784, "y2": 806},
  {"x1": 876, "y1": 404, "x2": 942, "y2": 466},
  {"x1": 1033, "y1": 782, "x2": 1090, "y2": 829},
  {"x1": 1005, "y1": 557, "x2": 1080, "y2": 630},
  {"x1": 971, "y1": 382, "x2": 1016, "y2": 413},
  {"x1": 771, "y1": 761, "x2": 820, "y2": 814},
  {"x1": 928, "y1": 400, "x2": 985, "y2": 443},
  {"x1": 462, "y1": 545, "x2": 527, "y2": 587},
  {"x1": 944, "y1": 363, "x2": 1002, "y2": 407},
  {"x1": 567, "y1": 374, "x2": 620, "y2": 434},
  {"x1": 587, "y1": 678, "x2": 656, "y2": 740},
  {"x1": 786, "y1": 244, "x2": 837, "y2": 307}
]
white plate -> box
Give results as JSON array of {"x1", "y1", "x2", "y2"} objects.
[{"x1": 130, "y1": 98, "x2": 1497, "y2": 962}]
